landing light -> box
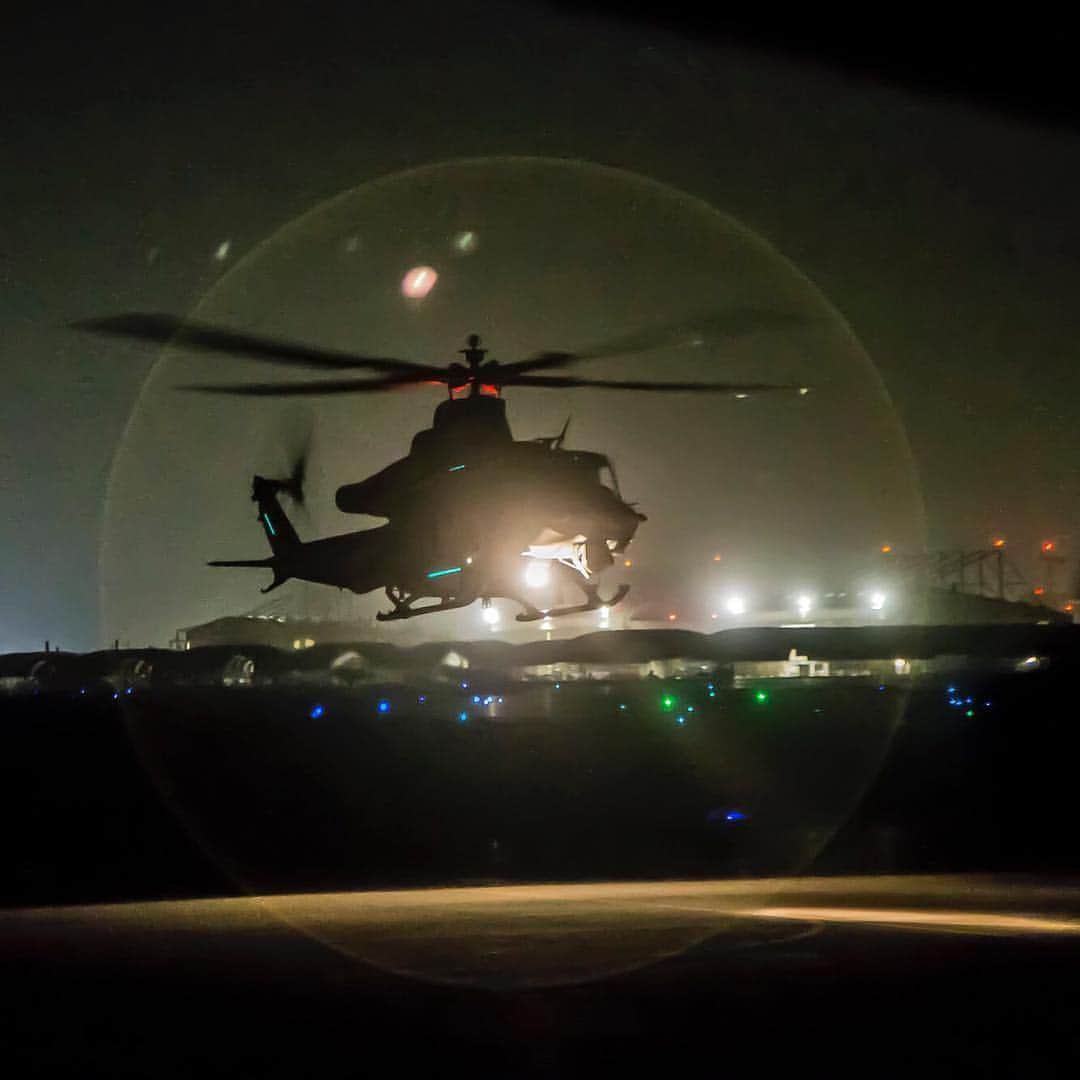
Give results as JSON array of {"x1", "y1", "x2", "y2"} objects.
[
  {"x1": 725, "y1": 595, "x2": 746, "y2": 616},
  {"x1": 796, "y1": 594, "x2": 813, "y2": 619},
  {"x1": 481, "y1": 603, "x2": 500, "y2": 626},
  {"x1": 870, "y1": 591, "x2": 886, "y2": 611},
  {"x1": 524, "y1": 561, "x2": 551, "y2": 589}
]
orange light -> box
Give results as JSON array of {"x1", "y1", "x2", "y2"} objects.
[
  {"x1": 712, "y1": 553, "x2": 722, "y2": 563},
  {"x1": 667, "y1": 613, "x2": 677, "y2": 622},
  {"x1": 992, "y1": 538, "x2": 1006, "y2": 549},
  {"x1": 1042, "y1": 541, "x2": 1056, "y2": 553},
  {"x1": 881, "y1": 544, "x2": 892, "y2": 554},
  {"x1": 623, "y1": 559, "x2": 633, "y2": 568},
  {"x1": 401, "y1": 265, "x2": 438, "y2": 299},
  {"x1": 1066, "y1": 603, "x2": 1075, "y2": 613},
  {"x1": 1034, "y1": 587, "x2": 1046, "y2": 596}
]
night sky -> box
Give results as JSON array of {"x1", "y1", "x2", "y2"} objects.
[{"x1": 3, "y1": 4, "x2": 1078, "y2": 650}]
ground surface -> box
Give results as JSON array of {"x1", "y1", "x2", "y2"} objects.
[{"x1": 5, "y1": 875, "x2": 1080, "y2": 1077}]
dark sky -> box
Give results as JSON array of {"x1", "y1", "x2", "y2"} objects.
[{"x1": 3, "y1": 3, "x2": 1079, "y2": 649}]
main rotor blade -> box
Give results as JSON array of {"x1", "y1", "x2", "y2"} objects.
[
  {"x1": 503, "y1": 308, "x2": 810, "y2": 374},
  {"x1": 72, "y1": 313, "x2": 445, "y2": 376},
  {"x1": 178, "y1": 373, "x2": 430, "y2": 396},
  {"x1": 503, "y1": 374, "x2": 811, "y2": 393}
]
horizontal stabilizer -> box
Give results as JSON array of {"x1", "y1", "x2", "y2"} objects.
[{"x1": 209, "y1": 557, "x2": 290, "y2": 594}]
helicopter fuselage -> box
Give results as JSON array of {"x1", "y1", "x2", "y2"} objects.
[{"x1": 219, "y1": 392, "x2": 644, "y2": 620}]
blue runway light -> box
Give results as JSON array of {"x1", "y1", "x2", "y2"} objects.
[
  {"x1": 125, "y1": 687, "x2": 134, "y2": 695},
  {"x1": 726, "y1": 810, "x2": 747, "y2": 822},
  {"x1": 112, "y1": 691, "x2": 119, "y2": 700},
  {"x1": 472, "y1": 695, "x2": 481, "y2": 704},
  {"x1": 377, "y1": 699, "x2": 390, "y2": 714},
  {"x1": 460, "y1": 681, "x2": 469, "y2": 690},
  {"x1": 618, "y1": 703, "x2": 627, "y2": 710},
  {"x1": 457, "y1": 711, "x2": 468, "y2": 723},
  {"x1": 417, "y1": 695, "x2": 427, "y2": 704},
  {"x1": 686, "y1": 705, "x2": 695, "y2": 713},
  {"x1": 554, "y1": 682, "x2": 561, "y2": 690},
  {"x1": 676, "y1": 715, "x2": 686, "y2": 725},
  {"x1": 309, "y1": 704, "x2": 324, "y2": 719},
  {"x1": 947, "y1": 686, "x2": 957, "y2": 694}
]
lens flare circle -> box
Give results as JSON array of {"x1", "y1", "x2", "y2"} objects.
[{"x1": 103, "y1": 156, "x2": 925, "y2": 987}]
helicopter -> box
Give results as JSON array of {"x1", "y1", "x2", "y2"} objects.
[{"x1": 75, "y1": 312, "x2": 809, "y2": 622}]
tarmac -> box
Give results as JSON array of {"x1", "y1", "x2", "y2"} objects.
[{"x1": 5, "y1": 875, "x2": 1080, "y2": 1077}]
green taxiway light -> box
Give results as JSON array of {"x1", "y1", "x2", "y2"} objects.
[{"x1": 754, "y1": 690, "x2": 769, "y2": 704}]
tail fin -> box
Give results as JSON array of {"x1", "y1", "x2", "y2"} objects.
[
  {"x1": 208, "y1": 475, "x2": 302, "y2": 594},
  {"x1": 251, "y1": 475, "x2": 301, "y2": 556}
]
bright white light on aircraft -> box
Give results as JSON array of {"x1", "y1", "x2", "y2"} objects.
[
  {"x1": 481, "y1": 603, "x2": 500, "y2": 626},
  {"x1": 524, "y1": 561, "x2": 551, "y2": 589},
  {"x1": 401, "y1": 265, "x2": 438, "y2": 298},
  {"x1": 725, "y1": 595, "x2": 746, "y2": 616},
  {"x1": 870, "y1": 591, "x2": 886, "y2": 611},
  {"x1": 796, "y1": 594, "x2": 813, "y2": 619}
]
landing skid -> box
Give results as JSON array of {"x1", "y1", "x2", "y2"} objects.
[
  {"x1": 515, "y1": 584, "x2": 630, "y2": 623},
  {"x1": 376, "y1": 596, "x2": 475, "y2": 622},
  {"x1": 375, "y1": 578, "x2": 631, "y2": 624}
]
